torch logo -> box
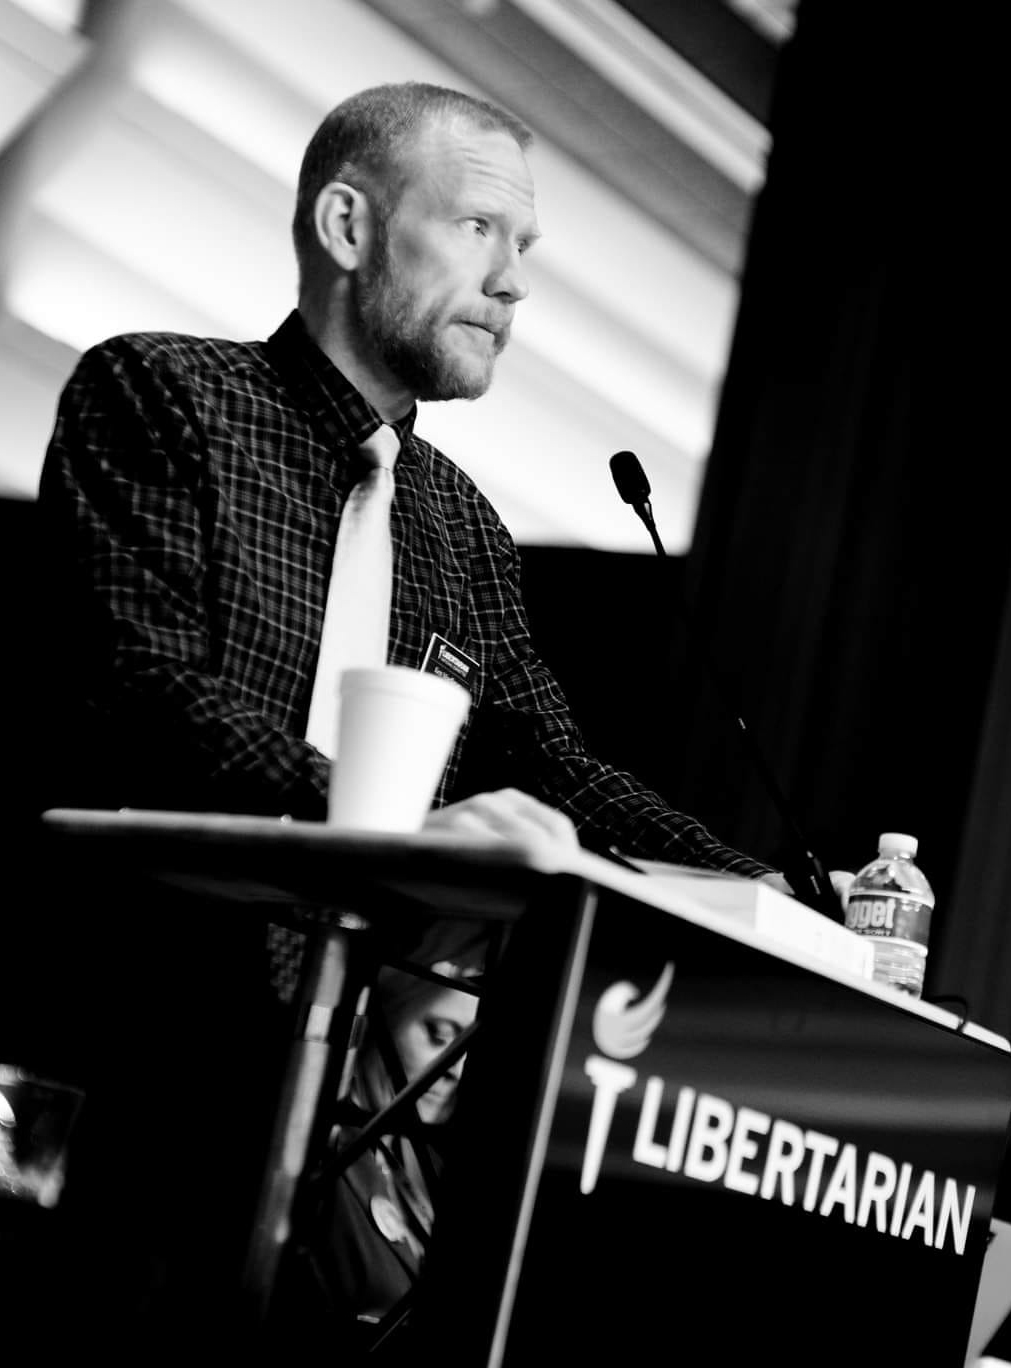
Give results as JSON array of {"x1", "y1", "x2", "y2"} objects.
[{"x1": 580, "y1": 962, "x2": 674, "y2": 1194}]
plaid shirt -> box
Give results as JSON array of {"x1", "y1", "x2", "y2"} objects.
[{"x1": 37, "y1": 310, "x2": 769, "y2": 874}]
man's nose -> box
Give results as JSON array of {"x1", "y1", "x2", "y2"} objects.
[{"x1": 486, "y1": 246, "x2": 529, "y2": 303}]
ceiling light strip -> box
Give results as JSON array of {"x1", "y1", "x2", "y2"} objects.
[{"x1": 506, "y1": 0, "x2": 770, "y2": 191}]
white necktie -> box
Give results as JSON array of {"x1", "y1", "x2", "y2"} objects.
[{"x1": 305, "y1": 424, "x2": 399, "y2": 758}]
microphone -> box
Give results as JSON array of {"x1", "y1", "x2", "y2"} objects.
[
  {"x1": 610, "y1": 449, "x2": 652, "y2": 507},
  {"x1": 610, "y1": 451, "x2": 665, "y2": 557},
  {"x1": 608, "y1": 450, "x2": 842, "y2": 923}
]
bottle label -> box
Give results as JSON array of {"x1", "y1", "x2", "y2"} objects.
[{"x1": 844, "y1": 894, "x2": 931, "y2": 948}]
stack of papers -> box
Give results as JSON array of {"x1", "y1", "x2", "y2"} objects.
[{"x1": 624, "y1": 860, "x2": 874, "y2": 981}]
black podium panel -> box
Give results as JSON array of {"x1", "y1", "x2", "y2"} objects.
[
  {"x1": 22, "y1": 812, "x2": 1011, "y2": 1358},
  {"x1": 416, "y1": 884, "x2": 1011, "y2": 1366}
]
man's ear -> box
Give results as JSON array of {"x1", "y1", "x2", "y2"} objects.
[{"x1": 313, "y1": 181, "x2": 371, "y2": 271}]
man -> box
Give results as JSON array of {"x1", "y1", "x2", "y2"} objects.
[
  {"x1": 38, "y1": 80, "x2": 781, "y2": 882},
  {"x1": 33, "y1": 81, "x2": 821, "y2": 1339}
]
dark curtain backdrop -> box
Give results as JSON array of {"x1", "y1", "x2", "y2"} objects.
[{"x1": 660, "y1": 0, "x2": 1009, "y2": 1036}]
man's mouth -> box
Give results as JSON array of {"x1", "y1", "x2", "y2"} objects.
[{"x1": 457, "y1": 320, "x2": 509, "y2": 352}]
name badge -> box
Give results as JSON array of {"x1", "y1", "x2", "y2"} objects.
[{"x1": 421, "y1": 633, "x2": 479, "y2": 691}]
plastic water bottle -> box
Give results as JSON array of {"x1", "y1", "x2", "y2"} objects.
[{"x1": 844, "y1": 833, "x2": 934, "y2": 997}]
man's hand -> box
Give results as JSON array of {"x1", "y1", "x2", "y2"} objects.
[
  {"x1": 423, "y1": 787, "x2": 579, "y2": 849},
  {"x1": 829, "y1": 868, "x2": 855, "y2": 906}
]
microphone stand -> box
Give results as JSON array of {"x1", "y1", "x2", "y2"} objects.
[{"x1": 615, "y1": 466, "x2": 842, "y2": 924}]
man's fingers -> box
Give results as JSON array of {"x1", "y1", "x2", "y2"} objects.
[
  {"x1": 424, "y1": 788, "x2": 578, "y2": 847},
  {"x1": 830, "y1": 868, "x2": 855, "y2": 906}
]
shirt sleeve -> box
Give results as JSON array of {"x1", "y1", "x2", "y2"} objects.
[
  {"x1": 474, "y1": 522, "x2": 773, "y2": 877},
  {"x1": 37, "y1": 339, "x2": 329, "y2": 818}
]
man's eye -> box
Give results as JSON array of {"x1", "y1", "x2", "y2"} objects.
[
  {"x1": 426, "y1": 1022, "x2": 455, "y2": 1048},
  {"x1": 466, "y1": 218, "x2": 488, "y2": 236}
]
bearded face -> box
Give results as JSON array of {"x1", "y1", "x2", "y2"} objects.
[
  {"x1": 352, "y1": 217, "x2": 508, "y2": 403},
  {"x1": 347, "y1": 121, "x2": 536, "y2": 403}
]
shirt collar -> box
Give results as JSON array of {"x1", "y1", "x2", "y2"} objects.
[{"x1": 267, "y1": 310, "x2": 419, "y2": 456}]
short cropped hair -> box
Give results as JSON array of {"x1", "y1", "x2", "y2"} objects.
[{"x1": 292, "y1": 81, "x2": 532, "y2": 281}]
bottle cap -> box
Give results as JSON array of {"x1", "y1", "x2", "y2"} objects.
[{"x1": 878, "y1": 832, "x2": 917, "y2": 857}]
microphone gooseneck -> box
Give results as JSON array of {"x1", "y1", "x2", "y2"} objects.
[{"x1": 608, "y1": 451, "x2": 842, "y2": 923}]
